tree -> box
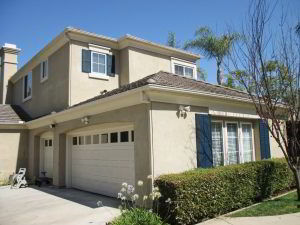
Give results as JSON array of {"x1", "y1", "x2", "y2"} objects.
[
  {"x1": 227, "y1": 0, "x2": 300, "y2": 200},
  {"x1": 296, "y1": 22, "x2": 300, "y2": 36},
  {"x1": 184, "y1": 27, "x2": 239, "y2": 85},
  {"x1": 223, "y1": 73, "x2": 244, "y2": 91},
  {"x1": 167, "y1": 32, "x2": 180, "y2": 48}
]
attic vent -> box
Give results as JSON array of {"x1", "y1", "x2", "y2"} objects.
[{"x1": 147, "y1": 78, "x2": 156, "y2": 84}]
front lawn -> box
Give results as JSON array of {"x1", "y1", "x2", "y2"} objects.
[{"x1": 229, "y1": 191, "x2": 300, "y2": 217}]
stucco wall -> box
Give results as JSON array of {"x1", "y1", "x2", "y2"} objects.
[
  {"x1": 12, "y1": 43, "x2": 69, "y2": 118},
  {"x1": 151, "y1": 102, "x2": 208, "y2": 177},
  {"x1": 268, "y1": 120, "x2": 285, "y2": 158},
  {"x1": 128, "y1": 47, "x2": 171, "y2": 83},
  {"x1": 69, "y1": 40, "x2": 120, "y2": 106},
  {"x1": 0, "y1": 129, "x2": 28, "y2": 181}
]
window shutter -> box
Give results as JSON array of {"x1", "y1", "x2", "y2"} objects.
[
  {"x1": 82, "y1": 49, "x2": 91, "y2": 73},
  {"x1": 107, "y1": 54, "x2": 115, "y2": 77},
  {"x1": 259, "y1": 119, "x2": 271, "y2": 159},
  {"x1": 195, "y1": 114, "x2": 213, "y2": 168}
]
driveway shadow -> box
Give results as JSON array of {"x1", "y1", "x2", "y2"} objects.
[{"x1": 31, "y1": 185, "x2": 119, "y2": 209}]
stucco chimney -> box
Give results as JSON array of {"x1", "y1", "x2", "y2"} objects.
[{"x1": 0, "y1": 43, "x2": 21, "y2": 104}]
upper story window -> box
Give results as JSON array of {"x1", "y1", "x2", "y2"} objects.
[
  {"x1": 23, "y1": 72, "x2": 32, "y2": 101},
  {"x1": 40, "y1": 59, "x2": 48, "y2": 82},
  {"x1": 171, "y1": 57, "x2": 196, "y2": 79},
  {"x1": 92, "y1": 52, "x2": 106, "y2": 74},
  {"x1": 174, "y1": 64, "x2": 194, "y2": 78},
  {"x1": 82, "y1": 44, "x2": 115, "y2": 80}
]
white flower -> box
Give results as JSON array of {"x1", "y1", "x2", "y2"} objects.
[
  {"x1": 147, "y1": 175, "x2": 152, "y2": 179},
  {"x1": 153, "y1": 187, "x2": 159, "y2": 192},
  {"x1": 143, "y1": 195, "x2": 148, "y2": 201},
  {"x1": 121, "y1": 196, "x2": 126, "y2": 201},
  {"x1": 154, "y1": 192, "x2": 161, "y2": 199},
  {"x1": 165, "y1": 198, "x2": 171, "y2": 203},
  {"x1": 137, "y1": 180, "x2": 143, "y2": 186},
  {"x1": 117, "y1": 193, "x2": 123, "y2": 198},
  {"x1": 149, "y1": 209, "x2": 153, "y2": 213},
  {"x1": 122, "y1": 182, "x2": 128, "y2": 188},
  {"x1": 132, "y1": 194, "x2": 139, "y2": 201},
  {"x1": 127, "y1": 185, "x2": 135, "y2": 194},
  {"x1": 120, "y1": 187, "x2": 126, "y2": 193},
  {"x1": 97, "y1": 201, "x2": 103, "y2": 207}
]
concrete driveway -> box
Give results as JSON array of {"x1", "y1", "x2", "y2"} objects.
[{"x1": 0, "y1": 185, "x2": 120, "y2": 225}]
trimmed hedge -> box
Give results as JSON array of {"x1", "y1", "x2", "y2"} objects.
[{"x1": 155, "y1": 159, "x2": 295, "y2": 225}]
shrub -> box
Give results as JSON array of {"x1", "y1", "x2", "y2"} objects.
[
  {"x1": 155, "y1": 158, "x2": 295, "y2": 225},
  {"x1": 109, "y1": 208, "x2": 168, "y2": 225}
]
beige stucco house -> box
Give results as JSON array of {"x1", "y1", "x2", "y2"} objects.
[{"x1": 0, "y1": 27, "x2": 282, "y2": 196}]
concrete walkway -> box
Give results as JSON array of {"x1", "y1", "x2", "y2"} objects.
[
  {"x1": 0, "y1": 185, "x2": 120, "y2": 225},
  {"x1": 198, "y1": 213, "x2": 300, "y2": 225}
]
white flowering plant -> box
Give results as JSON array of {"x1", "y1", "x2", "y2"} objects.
[{"x1": 116, "y1": 175, "x2": 172, "y2": 216}]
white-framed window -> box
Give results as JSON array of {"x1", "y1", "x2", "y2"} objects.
[
  {"x1": 211, "y1": 121, "x2": 224, "y2": 167},
  {"x1": 91, "y1": 52, "x2": 107, "y2": 75},
  {"x1": 40, "y1": 59, "x2": 48, "y2": 82},
  {"x1": 240, "y1": 123, "x2": 255, "y2": 163},
  {"x1": 211, "y1": 120, "x2": 255, "y2": 167},
  {"x1": 174, "y1": 64, "x2": 194, "y2": 78},
  {"x1": 23, "y1": 72, "x2": 32, "y2": 101},
  {"x1": 171, "y1": 57, "x2": 196, "y2": 79}
]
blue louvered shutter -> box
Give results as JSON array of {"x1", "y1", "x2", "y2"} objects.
[
  {"x1": 82, "y1": 49, "x2": 91, "y2": 73},
  {"x1": 259, "y1": 120, "x2": 271, "y2": 159},
  {"x1": 195, "y1": 114, "x2": 213, "y2": 168},
  {"x1": 107, "y1": 54, "x2": 115, "y2": 77}
]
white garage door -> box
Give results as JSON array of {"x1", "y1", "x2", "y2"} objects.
[{"x1": 71, "y1": 127, "x2": 135, "y2": 197}]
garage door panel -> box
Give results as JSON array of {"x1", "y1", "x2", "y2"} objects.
[{"x1": 70, "y1": 127, "x2": 135, "y2": 197}]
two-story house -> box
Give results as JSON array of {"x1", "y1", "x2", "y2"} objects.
[{"x1": 0, "y1": 27, "x2": 283, "y2": 196}]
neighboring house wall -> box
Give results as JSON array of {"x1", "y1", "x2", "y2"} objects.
[
  {"x1": 12, "y1": 43, "x2": 70, "y2": 118},
  {"x1": 269, "y1": 120, "x2": 285, "y2": 158},
  {"x1": 119, "y1": 48, "x2": 130, "y2": 86},
  {"x1": 151, "y1": 102, "x2": 208, "y2": 177},
  {"x1": 69, "y1": 40, "x2": 120, "y2": 105},
  {"x1": 128, "y1": 47, "x2": 171, "y2": 83},
  {"x1": 0, "y1": 129, "x2": 28, "y2": 181}
]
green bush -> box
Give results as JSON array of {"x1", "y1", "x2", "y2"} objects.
[
  {"x1": 155, "y1": 158, "x2": 295, "y2": 225},
  {"x1": 109, "y1": 208, "x2": 168, "y2": 225}
]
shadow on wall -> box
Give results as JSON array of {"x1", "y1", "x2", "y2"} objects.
[{"x1": 0, "y1": 129, "x2": 29, "y2": 181}]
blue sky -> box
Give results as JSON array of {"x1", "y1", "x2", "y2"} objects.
[{"x1": 1, "y1": 0, "x2": 299, "y2": 84}]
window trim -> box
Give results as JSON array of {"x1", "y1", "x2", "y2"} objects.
[
  {"x1": 211, "y1": 120, "x2": 225, "y2": 166},
  {"x1": 23, "y1": 72, "x2": 32, "y2": 102},
  {"x1": 240, "y1": 122, "x2": 256, "y2": 163},
  {"x1": 89, "y1": 51, "x2": 109, "y2": 80},
  {"x1": 40, "y1": 59, "x2": 48, "y2": 83}
]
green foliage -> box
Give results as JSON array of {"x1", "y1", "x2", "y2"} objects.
[
  {"x1": 167, "y1": 32, "x2": 180, "y2": 48},
  {"x1": 0, "y1": 178, "x2": 10, "y2": 186},
  {"x1": 109, "y1": 208, "x2": 168, "y2": 225},
  {"x1": 155, "y1": 159, "x2": 295, "y2": 225},
  {"x1": 223, "y1": 73, "x2": 245, "y2": 91},
  {"x1": 184, "y1": 26, "x2": 239, "y2": 84}
]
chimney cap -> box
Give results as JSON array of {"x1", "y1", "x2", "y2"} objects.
[{"x1": 4, "y1": 43, "x2": 17, "y2": 49}]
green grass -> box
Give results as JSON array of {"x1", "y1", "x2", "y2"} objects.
[{"x1": 229, "y1": 191, "x2": 300, "y2": 217}]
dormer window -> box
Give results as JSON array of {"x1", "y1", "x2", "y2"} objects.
[
  {"x1": 174, "y1": 64, "x2": 194, "y2": 78},
  {"x1": 40, "y1": 59, "x2": 48, "y2": 82},
  {"x1": 171, "y1": 57, "x2": 196, "y2": 79},
  {"x1": 23, "y1": 72, "x2": 32, "y2": 101}
]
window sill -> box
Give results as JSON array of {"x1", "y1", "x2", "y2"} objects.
[
  {"x1": 88, "y1": 73, "x2": 109, "y2": 80},
  {"x1": 23, "y1": 96, "x2": 32, "y2": 103},
  {"x1": 40, "y1": 76, "x2": 48, "y2": 83}
]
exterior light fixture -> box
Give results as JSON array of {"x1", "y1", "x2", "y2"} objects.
[
  {"x1": 178, "y1": 105, "x2": 191, "y2": 117},
  {"x1": 81, "y1": 116, "x2": 89, "y2": 125}
]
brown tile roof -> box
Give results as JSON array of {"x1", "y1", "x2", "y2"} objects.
[
  {"x1": 0, "y1": 105, "x2": 31, "y2": 124},
  {"x1": 72, "y1": 71, "x2": 249, "y2": 108}
]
